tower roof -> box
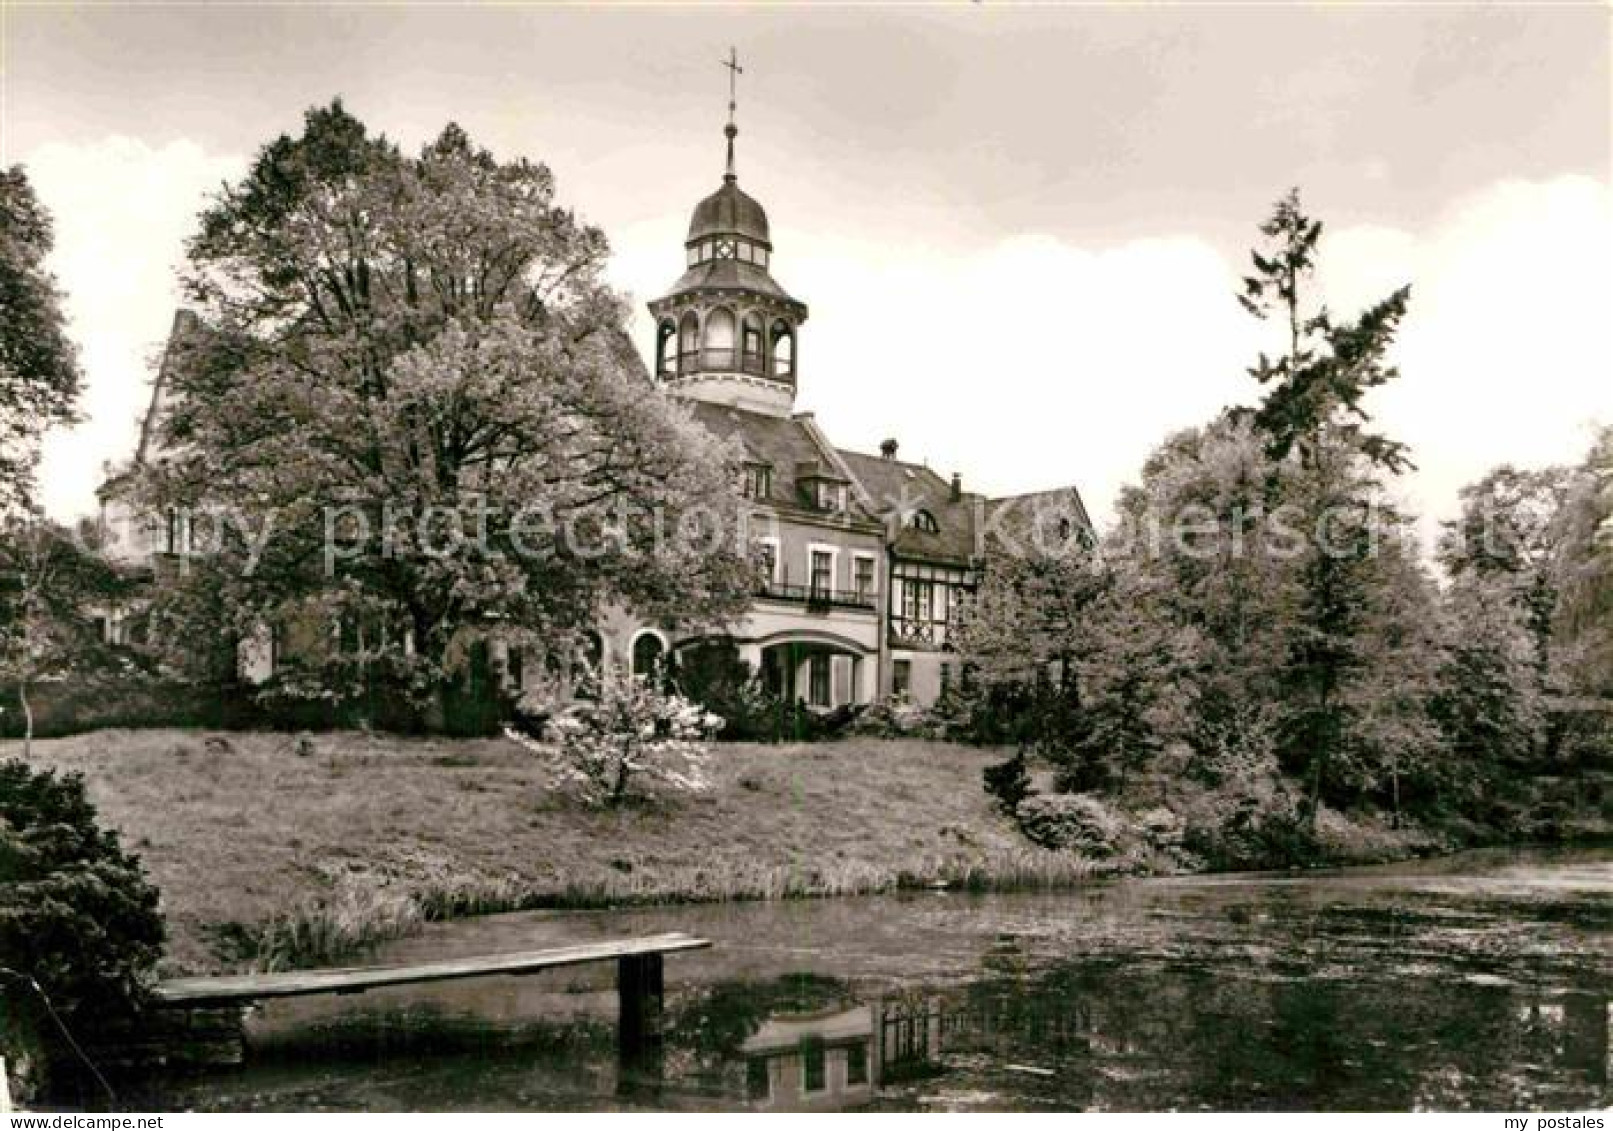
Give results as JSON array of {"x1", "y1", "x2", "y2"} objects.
[{"x1": 686, "y1": 179, "x2": 771, "y2": 248}]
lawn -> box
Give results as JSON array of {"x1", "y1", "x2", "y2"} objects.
[{"x1": 6, "y1": 729, "x2": 1088, "y2": 973}]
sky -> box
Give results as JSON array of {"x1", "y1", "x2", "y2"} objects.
[{"x1": 3, "y1": 3, "x2": 1610, "y2": 546}]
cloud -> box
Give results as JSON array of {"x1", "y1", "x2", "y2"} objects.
[
  {"x1": 1326, "y1": 175, "x2": 1613, "y2": 547},
  {"x1": 783, "y1": 230, "x2": 1262, "y2": 527},
  {"x1": 26, "y1": 136, "x2": 243, "y2": 519}
]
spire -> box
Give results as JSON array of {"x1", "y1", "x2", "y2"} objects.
[{"x1": 721, "y1": 46, "x2": 743, "y2": 183}]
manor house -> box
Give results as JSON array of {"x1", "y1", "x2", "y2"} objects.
[
  {"x1": 575, "y1": 109, "x2": 1091, "y2": 709},
  {"x1": 97, "y1": 105, "x2": 1091, "y2": 711}
]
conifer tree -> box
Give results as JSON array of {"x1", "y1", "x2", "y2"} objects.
[{"x1": 1238, "y1": 188, "x2": 1416, "y2": 822}]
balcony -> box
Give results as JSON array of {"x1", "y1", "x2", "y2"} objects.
[
  {"x1": 666, "y1": 349, "x2": 793, "y2": 380},
  {"x1": 757, "y1": 581, "x2": 877, "y2": 613}
]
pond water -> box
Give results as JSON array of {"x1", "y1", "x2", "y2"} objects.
[{"x1": 139, "y1": 845, "x2": 1611, "y2": 1111}]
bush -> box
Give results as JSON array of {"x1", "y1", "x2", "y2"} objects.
[
  {"x1": 1012, "y1": 793, "x2": 1124, "y2": 856},
  {"x1": 1137, "y1": 805, "x2": 1185, "y2": 850},
  {"x1": 507, "y1": 666, "x2": 722, "y2": 807},
  {"x1": 0, "y1": 760, "x2": 165, "y2": 1095},
  {"x1": 982, "y1": 748, "x2": 1031, "y2": 815},
  {"x1": 669, "y1": 642, "x2": 788, "y2": 742},
  {"x1": 852, "y1": 697, "x2": 939, "y2": 739},
  {"x1": 1181, "y1": 793, "x2": 1320, "y2": 871}
]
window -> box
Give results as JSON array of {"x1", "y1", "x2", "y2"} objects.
[
  {"x1": 893, "y1": 659, "x2": 912, "y2": 699},
  {"x1": 704, "y1": 307, "x2": 736, "y2": 368},
  {"x1": 815, "y1": 481, "x2": 846, "y2": 512},
  {"x1": 902, "y1": 579, "x2": 934, "y2": 624},
  {"x1": 746, "y1": 1057, "x2": 770, "y2": 1101},
  {"x1": 753, "y1": 539, "x2": 778, "y2": 585},
  {"x1": 678, "y1": 311, "x2": 699, "y2": 367},
  {"x1": 632, "y1": 633, "x2": 665, "y2": 679},
  {"x1": 853, "y1": 555, "x2": 876, "y2": 601},
  {"x1": 742, "y1": 313, "x2": 765, "y2": 372},
  {"x1": 810, "y1": 549, "x2": 833, "y2": 597},
  {"x1": 808, "y1": 654, "x2": 831, "y2": 708},
  {"x1": 802, "y1": 1040, "x2": 826, "y2": 1093},
  {"x1": 737, "y1": 242, "x2": 753, "y2": 263},
  {"x1": 686, "y1": 244, "x2": 699, "y2": 268},
  {"x1": 657, "y1": 320, "x2": 677, "y2": 377},
  {"x1": 164, "y1": 507, "x2": 188, "y2": 555},
  {"x1": 847, "y1": 1041, "x2": 869, "y2": 1086},
  {"x1": 911, "y1": 509, "x2": 939, "y2": 534},
  {"x1": 771, "y1": 322, "x2": 794, "y2": 378},
  {"x1": 743, "y1": 463, "x2": 772, "y2": 500}
]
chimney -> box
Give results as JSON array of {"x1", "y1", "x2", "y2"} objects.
[
  {"x1": 950, "y1": 472, "x2": 962, "y2": 502},
  {"x1": 880, "y1": 437, "x2": 898, "y2": 460}
]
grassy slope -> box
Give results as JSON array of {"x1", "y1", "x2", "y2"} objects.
[{"x1": 8, "y1": 729, "x2": 1077, "y2": 974}]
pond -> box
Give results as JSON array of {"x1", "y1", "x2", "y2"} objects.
[{"x1": 139, "y1": 844, "x2": 1611, "y2": 1111}]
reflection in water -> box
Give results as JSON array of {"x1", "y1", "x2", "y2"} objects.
[
  {"x1": 139, "y1": 846, "x2": 1612, "y2": 1112},
  {"x1": 711, "y1": 974, "x2": 1610, "y2": 1112}
]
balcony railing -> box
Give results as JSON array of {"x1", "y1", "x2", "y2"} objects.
[
  {"x1": 757, "y1": 581, "x2": 877, "y2": 612},
  {"x1": 889, "y1": 617, "x2": 954, "y2": 648},
  {"x1": 666, "y1": 349, "x2": 793, "y2": 380}
]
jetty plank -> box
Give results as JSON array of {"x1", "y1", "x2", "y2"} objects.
[{"x1": 151, "y1": 931, "x2": 711, "y2": 1008}]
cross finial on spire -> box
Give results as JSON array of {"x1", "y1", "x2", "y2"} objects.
[{"x1": 721, "y1": 46, "x2": 743, "y2": 182}]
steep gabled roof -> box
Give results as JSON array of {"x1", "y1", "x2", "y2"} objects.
[
  {"x1": 684, "y1": 401, "x2": 876, "y2": 524},
  {"x1": 99, "y1": 309, "x2": 202, "y2": 501},
  {"x1": 984, "y1": 485, "x2": 1096, "y2": 556},
  {"x1": 836, "y1": 448, "x2": 981, "y2": 564}
]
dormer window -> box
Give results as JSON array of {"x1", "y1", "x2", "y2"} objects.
[
  {"x1": 911, "y1": 509, "x2": 940, "y2": 534},
  {"x1": 796, "y1": 462, "x2": 848, "y2": 513},
  {"x1": 742, "y1": 463, "x2": 772, "y2": 501},
  {"x1": 815, "y1": 481, "x2": 847, "y2": 512}
]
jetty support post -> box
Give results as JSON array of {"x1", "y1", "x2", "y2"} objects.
[{"x1": 616, "y1": 952, "x2": 665, "y2": 1087}]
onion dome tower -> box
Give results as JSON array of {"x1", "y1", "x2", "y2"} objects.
[{"x1": 648, "y1": 50, "x2": 808, "y2": 418}]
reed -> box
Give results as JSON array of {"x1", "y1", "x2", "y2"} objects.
[{"x1": 247, "y1": 873, "x2": 423, "y2": 971}]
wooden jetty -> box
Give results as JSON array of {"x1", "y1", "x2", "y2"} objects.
[{"x1": 149, "y1": 931, "x2": 711, "y2": 1077}]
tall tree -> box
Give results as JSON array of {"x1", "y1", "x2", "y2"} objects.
[
  {"x1": 139, "y1": 103, "x2": 753, "y2": 723},
  {"x1": 1238, "y1": 188, "x2": 1411, "y2": 474},
  {"x1": 1064, "y1": 560, "x2": 1197, "y2": 793},
  {"x1": 1439, "y1": 465, "x2": 1574, "y2": 687},
  {"x1": 1431, "y1": 573, "x2": 1542, "y2": 802},
  {"x1": 0, "y1": 167, "x2": 82, "y2": 513},
  {"x1": 1237, "y1": 188, "x2": 1418, "y2": 823},
  {"x1": 1550, "y1": 427, "x2": 1613, "y2": 762},
  {"x1": 953, "y1": 530, "x2": 1106, "y2": 754},
  {"x1": 1109, "y1": 417, "x2": 1294, "y2": 774}
]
